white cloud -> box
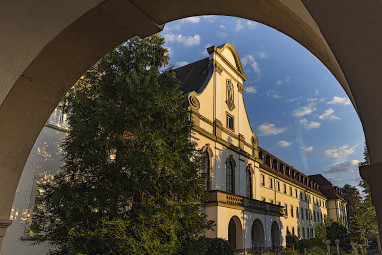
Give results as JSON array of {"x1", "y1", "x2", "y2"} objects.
[
  {"x1": 286, "y1": 98, "x2": 299, "y2": 103},
  {"x1": 234, "y1": 20, "x2": 244, "y2": 32},
  {"x1": 300, "y1": 118, "x2": 321, "y2": 130},
  {"x1": 164, "y1": 33, "x2": 201, "y2": 47},
  {"x1": 277, "y1": 140, "x2": 292, "y2": 147},
  {"x1": 241, "y1": 55, "x2": 261, "y2": 75},
  {"x1": 306, "y1": 98, "x2": 317, "y2": 102},
  {"x1": 245, "y1": 86, "x2": 257, "y2": 94},
  {"x1": 255, "y1": 51, "x2": 267, "y2": 59},
  {"x1": 176, "y1": 61, "x2": 189, "y2": 67},
  {"x1": 219, "y1": 25, "x2": 226, "y2": 29},
  {"x1": 323, "y1": 160, "x2": 360, "y2": 174},
  {"x1": 327, "y1": 96, "x2": 351, "y2": 105},
  {"x1": 182, "y1": 17, "x2": 200, "y2": 23},
  {"x1": 258, "y1": 123, "x2": 287, "y2": 136},
  {"x1": 217, "y1": 32, "x2": 228, "y2": 38},
  {"x1": 325, "y1": 145, "x2": 355, "y2": 158},
  {"x1": 203, "y1": 15, "x2": 217, "y2": 23},
  {"x1": 326, "y1": 177, "x2": 344, "y2": 185},
  {"x1": 266, "y1": 90, "x2": 282, "y2": 99},
  {"x1": 319, "y1": 108, "x2": 340, "y2": 120},
  {"x1": 247, "y1": 20, "x2": 257, "y2": 29},
  {"x1": 200, "y1": 44, "x2": 211, "y2": 57},
  {"x1": 314, "y1": 90, "x2": 319, "y2": 96},
  {"x1": 276, "y1": 76, "x2": 291, "y2": 85},
  {"x1": 292, "y1": 104, "x2": 316, "y2": 117},
  {"x1": 301, "y1": 146, "x2": 314, "y2": 152}
]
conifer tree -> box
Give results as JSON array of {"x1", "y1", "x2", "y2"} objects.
[
  {"x1": 30, "y1": 35, "x2": 212, "y2": 255},
  {"x1": 342, "y1": 184, "x2": 367, "y2": 245}
]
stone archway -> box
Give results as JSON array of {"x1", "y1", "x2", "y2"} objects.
[
  {"x1": 1, "y1": 0, "x2": 382, "y2": 249},
  {"x1": 251, "y1": 219, "x2": 265, "y2": 251},
  {"x1": 271, "y1": 221, "x2": 281, "y2": 251},
  {"x1": 228, "y1": 216, "x2": 243, "y2": 250}
]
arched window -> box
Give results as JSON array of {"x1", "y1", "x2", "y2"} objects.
[
  {"x1": 201, "y1": 144, "x2": 213, "y2": 191},
  {"x1": 226, "y1": 156, "x2": 236, "y2": 194},
  {"x1": 227, "y1": 161, "x2": 234, "y2": 193},
  {"x1": 246, "y1": 166, "x2": 253, "y2": 199},
  {"x1": 204, "y1": 151, "x2": 211, "y2": 190}
]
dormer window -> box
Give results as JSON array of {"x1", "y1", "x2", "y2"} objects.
[{"x1": 226, "y1": 114, "x2": 234, "y2": 130}]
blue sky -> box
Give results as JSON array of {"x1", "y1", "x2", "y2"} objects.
[{"x1": 161, "y1": 16, "x2": 365, "y2": 188}]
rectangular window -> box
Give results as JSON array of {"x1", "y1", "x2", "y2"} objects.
[
  {"x1": 290, "y1": 205, "x2": 294, "y2": 217},
  {"x1": 226, "y1": 114, "x2": 234, "y2": 130},
  {"x1": 301, "y1": 208, "x2": 304, "y2": 219},
  {"x1": 314, "y1": 211, "x2": 316, "y2": 222},
  {"x1": 302, "y1": 228, "x2": 305, "y2": 239},
  {"x1": 269, "y1": 177, "x2": 273, "y2": 189},
  {"x1": 295, "y1": 189, "x2": 298, "y2": 198},
  {"x1": 296, "y1": 207, "x2": 299, "y2": 219},
  {"x1": 285, "y1": 204, "x2": 288, "y2": 216},
  {"x1": 306, "y1": 208, "x2": 309, "y2": 220},
  {"x1": 298, "y1": 227, "x2": 300, "y2": 238},
  {"x1": 290, "y1": 186, "x2": 293, "y2": 196},
  {"x1": 292, "y1": 227, "x2": 295, "y2": 236},
  {"x1": 284, "y1": 184, "x2": 287, "y2": 194},
  {"x1": 277, "y1": 181, "x2": 280, "y2": 191},
  {"x1": 261, "y1": 174, "x2": 265, "y2": 186}
]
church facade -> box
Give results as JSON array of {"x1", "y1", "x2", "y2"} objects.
[
  {"x1": 175, "y1": 43, "x2": 348, "y2": 253},
  {"x1": 0, "y1": 44, "x2": 347, "y2": 255}
]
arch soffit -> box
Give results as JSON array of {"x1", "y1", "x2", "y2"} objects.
[
  {"x1": 252, "y1": 218, "x2": 265, "y2": 229},
  {"x1": 201, "y1": 143, "x2": 214, "y2": 157},
  {"x1": 229, "y1": 215, "x2": 243, "y2": 228}
]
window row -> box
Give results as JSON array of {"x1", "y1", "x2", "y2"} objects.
[
  {"x1": 287, "y1": 227, "x2": 315, "y2": 239},
  {"x1": 259, "y1": 150, "x2": 320, "y2": 192},
  {"x1": 260, "y1": 174, "x2": 326, "y2": 207}
]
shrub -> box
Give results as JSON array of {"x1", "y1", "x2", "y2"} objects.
[{"x1": 178, "y1": 237, "x2": 235, "y2": 255}]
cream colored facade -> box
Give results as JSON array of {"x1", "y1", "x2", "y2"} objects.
[
  {"x1": 185, "y1": 44, "x2": 347, "y2": 252},
  {"x1": 0, "y1": 107, "x2": 68, "y2": 255}
]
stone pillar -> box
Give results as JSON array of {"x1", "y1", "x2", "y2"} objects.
[
  {"x1": 0, "y1": 219, "x2": 12, "y2": 251},
  {"x1": 359, "y1": 164, "x2": 382, "y2": 243}
]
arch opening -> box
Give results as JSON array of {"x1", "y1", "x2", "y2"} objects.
[{"x1": 251, "y1": 219, "x2": 265, "y2": 251}]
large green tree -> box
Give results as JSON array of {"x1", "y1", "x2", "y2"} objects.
[
  {"x1": 359, "y1": 145, "x2": 379, "y2": 249},
  {"x1": 30, "y1": 35, "x2": 212, "y2": 254},
  {"x1": 342, "y1": 184, "x2": 367, "y2": 245}
]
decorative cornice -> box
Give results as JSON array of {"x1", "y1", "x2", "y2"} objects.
[
  {"x1": 187, "y1": 92, "x2": 200, "y2": 112},
  {"x1": 214, "y1": 62, "x2": 223, "y2": 75}
]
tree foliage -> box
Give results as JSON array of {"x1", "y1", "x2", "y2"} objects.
[
  {"x1": 342, "y1": 184, "x2": 367, "y2": 245},
  {"x1": 30, "y1": 35, "x2": 212, "y2": 254},
  {"x1": 359, "y1": 144, "x2": 379, "y2": 249}
]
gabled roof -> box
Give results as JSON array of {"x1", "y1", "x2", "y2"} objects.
[
  {"x1": 173, "y1": 57, "x2": 210, "y2": 94},
  {"x1": 309, "y1": 174, "x2": 332, "y2": 186},
  {"x1": 309, "y1": 174, "x2": 345, "y2": 201}
]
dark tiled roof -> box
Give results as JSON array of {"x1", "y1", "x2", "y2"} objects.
[
  {"x1": 174, "y1": 57, "x2": 210, "y2": 94},
  {"x1": 309, "y1": 174, "x2": 332, "y2": 186},
  {"x1": 309, "y1": 174, "x2": 344, "y2": 201}
]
